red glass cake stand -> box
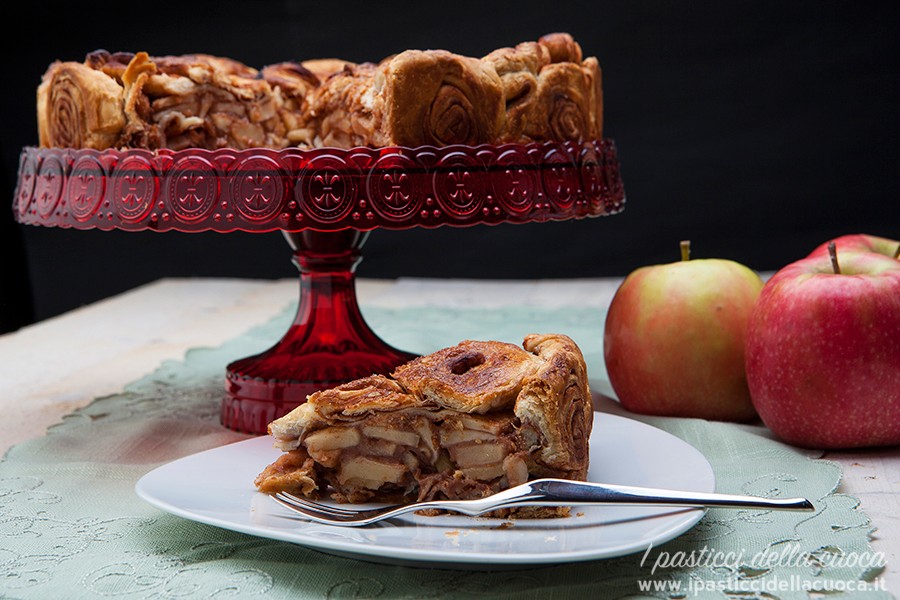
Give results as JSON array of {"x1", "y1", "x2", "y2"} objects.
[{"x1": 14, "y1": 140, "x2": 625, "y2": 433}]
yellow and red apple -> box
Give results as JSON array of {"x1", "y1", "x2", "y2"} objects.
[
  {"x1": 604, "y1": 242, "x2": 764, "y2": 421},
  {"x1": 745, "y1": 245, "x2": 900, "y2": 448}
]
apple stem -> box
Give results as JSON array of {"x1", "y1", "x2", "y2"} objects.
[
  {"x1": 680, "y1": 240, "x2": 691, "y2": 262},
  {"x1": 828, "y1": 241, "x2": 841, "y2": 274},
  {"x1": 894, "y1": 243, "x2": 900, "y2": 260}
]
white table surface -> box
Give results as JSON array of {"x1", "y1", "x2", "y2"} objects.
[{"x1": 1, "y1": 277, "x2": 896, "y2": 591}]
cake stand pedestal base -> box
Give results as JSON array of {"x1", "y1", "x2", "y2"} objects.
[{"x1": 222, "y1": 230, "x2": 416, "y2": 434}]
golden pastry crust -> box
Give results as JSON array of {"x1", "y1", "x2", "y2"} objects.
[
  {"x1": 393, "y1": 340, "x2": 542, "y2": 414},
  {"x1": 381, "y1": 50, "x2": 505, "y2": 147},
  {"x1": 255, "y1": 334, "x2": 592, "y2": 515},
  {"x1": 516, "y1": 334, "x2": 593, "y2": 479},
  {"x1": 37, "y1": 61, "x2": 127, "y2": 149},
  {"x1": 539, "y1": 31, "x2": 584, "y2": 63},
  {"x1": 484, "y1": 32, "x2": 603, "y2": 142},
  {"x1": 267, "y1": 375, "x2": 428, "y2": 450},
  {"x1": 310, "y1": 49, "x2": 505, "y2": 148}
]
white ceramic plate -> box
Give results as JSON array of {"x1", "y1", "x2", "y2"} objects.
[{"x1": 136, "y1": 412, "x2": 714, "y2": 568}]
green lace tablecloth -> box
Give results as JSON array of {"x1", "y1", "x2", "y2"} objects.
[{"x1": 0, "y1": 304, "x2": 889, "y2": 599}]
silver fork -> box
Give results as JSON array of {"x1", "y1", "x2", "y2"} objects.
[{"x1": 272, "y1": 478, "x2": 814, "y2": 527}]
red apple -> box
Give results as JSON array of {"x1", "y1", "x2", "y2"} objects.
[
  {"x1": 604, "y1": 241, "x2": 764, "y2": 421},
  {"x1": 808, "y1": 233, "x2": 900, "y2": 260},
  {"x1": 746, "y1": 246, "x2": 900, "y2": 448}
]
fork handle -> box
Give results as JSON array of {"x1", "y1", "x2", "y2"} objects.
[{"x1": 513, "y1": 479, "x2": 814, "y2": 512}]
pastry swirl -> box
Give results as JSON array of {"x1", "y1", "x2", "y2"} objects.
[
  {"x1": 380, "y1": 50, "x2": 504, "y2": 147},
  {"x1": 37, "y1": 61, "x2": 126, "y2": 149},
  {"x1": 484, "y1": 33, "x2": 602, "y2": 142},
  {"x1": 311, "y1": 50, "x2": 504, "y2": 148}
]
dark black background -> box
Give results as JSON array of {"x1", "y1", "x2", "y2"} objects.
[{"x1": 3, "y1": 0, "x2": 898, "y2": 329}]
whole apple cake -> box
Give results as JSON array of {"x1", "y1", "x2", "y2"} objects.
[
  {"x1": 254, "y1": 334, "x2": 592, "y2": 517},
  {"x1": 37, "y1": 33, "x2": 602, "y2": 150}
]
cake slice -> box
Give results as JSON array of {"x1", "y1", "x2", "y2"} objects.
[{"x1": 254, "y1": 334, "x2": 592, "y2": 517}]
